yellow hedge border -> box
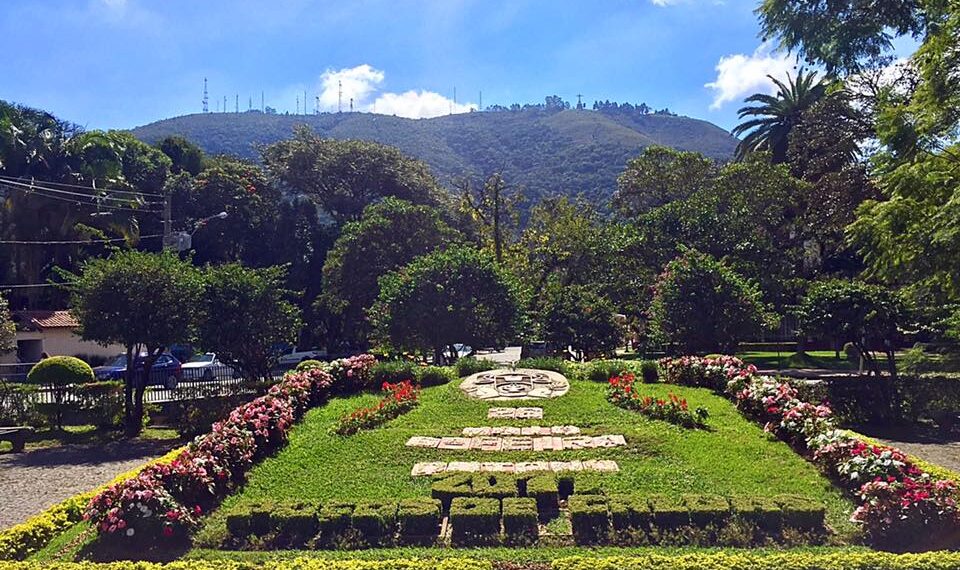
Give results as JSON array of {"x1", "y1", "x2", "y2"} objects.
[
  {"x1": 0, "y1": 558, "x2": 489, "y2": 570},
  {"x1": 552, "y1": 552, "x2": 960, "y2": 570},
  {"x1": 0, "y1": 446, "x2": 185, "y2": 561}
]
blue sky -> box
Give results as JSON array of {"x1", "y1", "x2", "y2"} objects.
[{"x1": 2, "y1": 0, "x2": 817, "y2": 131}]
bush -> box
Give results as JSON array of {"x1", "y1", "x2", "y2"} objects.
[
  {"x1": 352, "y1": 500, "x2": 398, "y2": 546},
  {"x1": 431, "y1": 473, "x2": 474, "y2": 509},
  {"x1": 526, "y1": 474, "x2": 559, "y2": 515},
  {"x1": 317, "y1": 501, "x2": 355, "y2": 547},
  {"x1": 773, "y1": 495, "x2": 826, "y2": 530},
  {"x1": 417, "y1": 365, "x2": 455, "y2": 387},
  {"x1": 272, "y1": 502, "x2": 319, "y2": 547},
  {"x1": 449, "y1": 497, "x2": 501, "y2": 545},
  {"x1": 581, "y1": 360, "x2": 634, "y2": 383},
  {"x1": 648, "y1": 249, "x2": 775, "y2": 354},
  {"x1": 608, "y1": 495, "x2": 651, "y2": 534},
  {"x1": 649, "y1": 494, "x2": 687, "y2": 529},
  {"x1": 26, "y1": 356, "x2": 95, "y2": 428},
  {"x1": 843, "y1": 342, "x2": 860, "y2": 363},
  {"x1": 729, "y1": 496, "x2": 782, "y2": 532},
  {"x1": 0, "y1": 382, "x2": 40, "y2": 427},
  {"x1": 295, "y1": 359, "x2": 326, "y2": 372},
  {"x1": 73, "y1": 381, "x2": 124, "y2": 428},
  {"x1": 371, "y1": 361, "x2": 419, "y2": 386},
  {"x1": 397, "y1": 498, "x2": 441, "y2": 542},
  {"x1": 471, "y1": 473, "x2": 519, "y2": 499},
  {"x1": 516, "y1": 357, "x2": 572, "y2": 376},
  {"x1": 454, "y1": 358, "x2": 499, "y2": 377},
  {"x1": 502, "y1": 497, "x2": 538, "y2": 543},
  {"x1": 225, "y1": 501, "x2": 277, "y2": 538},
  {"x1": 683, "y1": 494, "x2": 729, "y2": 527},
  {"x1": 640, "y1": 360, "x2": 659, "y2": 383},
  {"x1": 569, "y1": 495, "x2": 609, "y2": 544},
  {"x1": 552, "y1": 552, "x2": 960, "y2": 570},
  {"x1": 901, "y1": 347, "x2": 936, "y2": 376}
]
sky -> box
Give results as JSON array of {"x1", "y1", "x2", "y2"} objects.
[{"x1": 0, "y1": 0, "x2": 840, "y2": 131}]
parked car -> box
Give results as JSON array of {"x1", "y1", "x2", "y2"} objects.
[
  {"x1": 181, "y1": 352, "x2": 238, "y2": 381},
  {"x1": 521, "y1": 341, "x2": 551, "y2": 359},
  {"x1": 276, "y1": 347, "x2": 327, "y2": 368},
  {"x1": 93, "y1": 353, "x2": 183, "y2": 389}
]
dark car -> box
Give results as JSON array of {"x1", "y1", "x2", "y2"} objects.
[{"x1": 93, "y1": 354, "x2": 183, "y2": 389}]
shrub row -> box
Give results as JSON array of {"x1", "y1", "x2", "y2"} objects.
[
  {"x1": 82, "y1": 363, "x2": 346, "y2": 547},
  {"x1": 224, "y1": 498, "x2": 441, "y2": 548},
  {"x1": 0, "y1": 446, "x2": 185, "y2": 560},
  {"x1": 661, "y1": 355, "x2": 960, "y2": 550},
  {"x1": 0, "y1": 560, "x2": 490, "y2": 570},
  {"x1": 577, "y1": 359, "x2": 658, "y2": 384},
  {"x1": 370, "y1": 361, "x2": 457, "y2": 387},
  {"x1": 431, "y1": 472, "x2": 597, "y2": 512},
  {"x1": 449, "y1": 497, "x2": 538, "y2": 545},
  {"x1": 570, "y1": 494, "x2": 826, "y2": 545}
]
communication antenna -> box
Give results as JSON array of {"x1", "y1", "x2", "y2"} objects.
[
  {"x1": 202, "y1": 78, "x2": 209, "y2": 113},
  {"x1": 479, "y1": 90, "x2": 482, "y2": 111},
  {"x1": 315, "y1": 96, "x2": 320, "y2": 115},
  {"x1": 296, "y1": 95, "x2": 299, "y2": 115},
  {"x1": 235, "y1": 94, "x2": 238, "y2": 113},
  {"x1": 338, "y1": 80, "x2": 342, "y2": 113},
  {"x1": 577, "y1": 94, "x2": 583, "y2": 109},
  {"x1": 248, "y1": 96, "x2": 252, "y2": 111},
  {"x1": 223, "y1": 96, "x2": 227, "y2": 113}
]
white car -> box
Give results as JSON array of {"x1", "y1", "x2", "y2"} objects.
[
  {"x1": 181, "y1": 353, "x2": 236, "y2": 381},
  {"x1": 276, "y1": 348, "x2": 327, "y2": 368}
]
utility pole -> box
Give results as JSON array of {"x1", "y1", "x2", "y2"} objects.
[
  {"x1": 350, "y1": 97, "x2": 353, "y2": 112},
  {"x1": 162, "y1": 192, "x2": 172, "y2": 249}
]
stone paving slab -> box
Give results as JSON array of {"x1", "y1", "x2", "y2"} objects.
[
  {"x1": 411, "y1": 459, "x2": 619, "y2": 477},
  {"x1": 404, "y1": 434, "x2": 627, "y2": 451},
  {"x1": 461, "y1": 425, "x2": 580, "y2": 437},
  {"x1": 487, "y1": 407, "x2": 543, "y2": 420}
]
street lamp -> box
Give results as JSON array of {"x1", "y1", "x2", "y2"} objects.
[{"x1": 169, "y1": 211, "x2": 228, "y2": 252}]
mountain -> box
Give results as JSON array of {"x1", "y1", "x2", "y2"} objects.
[{"x1": 130, "y1": 107, "x2": 738, "y2": 207}]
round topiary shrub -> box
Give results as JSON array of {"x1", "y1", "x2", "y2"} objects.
[
  {"x1": 295, "y1": 359, "x2": 326, "y2": 372},
  {"x1": 27, "y1": 356, "x2": 95, "y2": 429}
]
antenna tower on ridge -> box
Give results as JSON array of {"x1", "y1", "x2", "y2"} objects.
[
  {"x1": 296, "y1": 95, "x2": 299, "y2": 115},
  {"x1": 235, "y1": 94, "x2": 239, "y2": 113},
  {"x1": 202, "y1": 78, "x2": 209, "y2": 113},
  {"x1": 479, "y1": 90, "x2": 482, "y2": 111},
  {"x1": 338, "y1": 80, "x2": 342, "y2": 113},
  {"x1": 315, "y1": 96, "x2": 320, "y2": 115}
]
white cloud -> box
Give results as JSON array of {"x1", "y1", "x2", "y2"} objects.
[
  {"x1": 317, "y1": 64, "x2": 384, "y2": 111},
  {"x1": 705, "y1": 44, "x2": 796, "y2": 109},
  {"x1": 311, "y1": 64, "x2": 475, "y2": 119},
  {"x1": 372, "y1": 90, "x2": 475, "y2": 119}
]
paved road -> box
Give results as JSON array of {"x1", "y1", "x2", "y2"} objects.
[
  {"x1": 0, "y1": 439, "x2": 177, "y2": 530},
  {"x1": 474, "y1": 346, "x2": 522, "y2": 366}
]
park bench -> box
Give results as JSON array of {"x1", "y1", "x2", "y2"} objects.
[{"x1": 0, "y1": 426, "x2": 33, "y2": 452}]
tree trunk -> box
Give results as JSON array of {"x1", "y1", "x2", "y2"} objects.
[
  {"x1": 433, "y1": 346, "x2": 444, "y2": 366},
  {"x1": 123, "y1": 346, "x2": 137, "y2": 436}
]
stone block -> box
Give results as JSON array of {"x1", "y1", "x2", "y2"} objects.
[
  {"x1": 411, "y1": 462, "x2": 448, "y2": 477},
  {"x1": 405, "y1": 436, "x2": 441, "y2": 448}
]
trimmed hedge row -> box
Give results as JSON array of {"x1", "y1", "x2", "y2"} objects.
[
  {"x1": 571, "y1": 494, "x2": 826, "y2": 545},
  {"x1": 224, "y1": 498, "x2": 441, "y2": 548},
  {"x1": 0, "y1": 560, "x2": 490, "y2": 570},
  {"x1": 431, "y1": 472, "x2": 593, "y2": 511}
]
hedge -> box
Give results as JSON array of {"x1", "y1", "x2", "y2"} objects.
[
  {"x1": 397, "y1": 499, "x2": 441, "y2": 542},
  {"x1": 0, "y1": 446, "x2": 185, "y2": 561},
  {"x1": 0, "y1": 560, "x2": 491, "y2": 570},
  {"x1": 526, "y1": 474, "x2": 559, "y2": 515},
  {"x1": 501, "y1": 497, "x2": 538, "y2": 542},
  {"x1": 552, "y1": 552, "x2": 960, "y2": 570},
  {"x1": 569, "y1": 495, "x2": 609, "y2": 545},
  {"x1": 449, "y1": 497, "x2": 501, "y2": 545},
  {"x1": 352, "y1": 501, "x2": 399, "y2": 546}
]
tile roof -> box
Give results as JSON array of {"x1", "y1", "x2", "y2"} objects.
[{"x1": 11, "y1": 310, "x2": 79, "y2": 331}]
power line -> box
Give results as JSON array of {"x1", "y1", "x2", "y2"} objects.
[
  {"x1": 0, "y1": 178, "x2": 163, "y2": 205},
  {"x1": 0, "y1": 183, "x2": 163, "y2": 213},
  {"x1": 0, "y1": 175, "x2": 164, "y2": 197},
  {"x1": 0, "y1": 282, "x2": 74, "y2": 289},
  {"x1": 0, "y1": 234, "x2": 162, "y2": 245}
]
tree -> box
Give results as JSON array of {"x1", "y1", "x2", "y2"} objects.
[
  {"x1": 649, "y1": 249, "x2": 775, "y2": 354},
  {"x1": 613, "y1": 145, "x2": 717, "y2": 217},
  {"x1": 541, "y1": 285, "x2": 621, "y2": 361},
  {"x1": 459, "y1": 173, "x2": 524, "y2": 263},
  {"x1": 0, "y1": 295, "x2": 14, "y2": 355},
  {"x1": 370, "y1": 247, "x2": 523, "y2": 364},
  {"x1": 69, "y1": 250, "x2": 203, "y2": 436},
  {"x1": 261, "y1": 126, "x2": 445, "y2": 225},
  {"x1": 26, "y1": 356, "x2": 94, "y2": 429},
  {"x1": 797, "y1": 280, "x2": 903, "y2": 416},
  {"x1": 158, "y1": 135, "x2": 204, "y2": 176},
  {"x1": 757, "y1": 0, "x2": 927, "y2": 74},
  {"x1": 168, "y1": 155, "x2": 281, "y2": 266},
  {"x1": 198, "y1": 264, "x2": 302, "y2": 381},
  {"x1": 732, "y1": 70, "x2": 829, "y2": 163},
  {"x1": 321, "y1": 198, "x2": 461, "y2": 347}
]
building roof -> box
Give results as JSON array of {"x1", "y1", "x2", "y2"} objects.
[{"x1": 11, "y1": 310, "x2": 79, "y2": 331}]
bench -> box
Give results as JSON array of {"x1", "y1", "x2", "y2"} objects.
[{"x1": 0, "y1": 426, "x2": 33, "y2": 452}]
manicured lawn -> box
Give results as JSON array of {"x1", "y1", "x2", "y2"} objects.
[
  {"x1": 736, "y1": 351, "x2": 855, "y2": 371},
  {"x1": 195, "y1": 377, "x2": 854, "y2": 548}
]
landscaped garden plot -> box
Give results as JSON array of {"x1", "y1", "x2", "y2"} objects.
[{"x1": 195, "y1": 376, "x2": 853, "y2": 548}]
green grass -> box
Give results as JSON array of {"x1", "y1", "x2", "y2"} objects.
[
  {"x1": 195, "y1": 378, "x2": 854, "y2": 549},
  {"x1": 736, "y1": 351, "x2": 855, "y2": 371}
]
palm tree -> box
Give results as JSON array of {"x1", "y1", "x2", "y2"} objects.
[{"x1": 732, "y1": 69, "x2": 828, "y2": 163}]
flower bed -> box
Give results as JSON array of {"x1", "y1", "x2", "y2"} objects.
[
  {"x1": 334, "y1": 381, "x2": 420, "y2": 436},
  {"x1": 83, "y1": 366, "x2": 337, "y2": 547},
  {"x1": 607, "y1": 373, "x2": 708, "y2": 428},
  {"x1": 659, "y1": 355, "x2": 960, "y2": 549}
]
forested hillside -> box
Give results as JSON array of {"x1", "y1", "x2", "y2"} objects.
[{"x1": 130, "y1": 107, "x2": 737, "y2": 206}]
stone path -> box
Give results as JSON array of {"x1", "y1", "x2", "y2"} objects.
[
  {"x1": 411, "y1": 459, "x2": 620, "y2": 477},
  {"x1": 0, "y1": 439, "x2": 177, "y2": 531},
  {"x1": 406, "y1": 434, "x2": 626, "y2": 451},
  {"x1": 488, "y1": 407, "x2": 543, "y2": 419}
]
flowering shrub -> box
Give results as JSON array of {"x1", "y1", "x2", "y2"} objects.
[
  {"x1": 84, "y1": 356, "x2": 339, "y2": 546},
  {"x1": 837, "y1": 442, "x2": 920, "y2": 484},
  {"x1": 334, "y1": 380, "x2": 420, "y2": 435},
  {"x1": 84, "y1": 473, "x2": 199, "y2": 543},
  {"x1": 607, "y1": 374, "x2": 708, "y2": 428},
  {"x1": 852, "y1": 475, "x2": 960, "y2": 547},
  {"x1": 659, "y1": 355, "x2": 757, "y2": 392},
  {"x1": 328, "y1": 353, "x2": 378, "y2": 392}
]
